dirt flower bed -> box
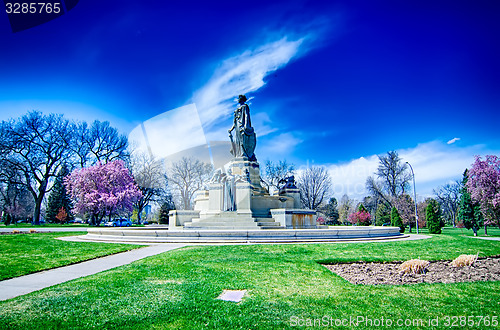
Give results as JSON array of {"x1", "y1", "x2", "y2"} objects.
[{"x1": 324, "y1": 256, "x2": 500, "y2": 285}]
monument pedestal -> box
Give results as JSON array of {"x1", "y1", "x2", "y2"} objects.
[{"x1": 176, "y1": 158, "x2": 317, "y2": 230}]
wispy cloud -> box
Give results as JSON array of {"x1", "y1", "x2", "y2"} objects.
[
  {"x1": 193, "y1": 36, "x2": 314, "y2": 132},
  {"x1": 326, "y1": 141, "x2": 498, "y2": 201},
  {"x1": 130, "y1": 24, "x2": 329, "y2": 163},
  {"x1": 447, "y1": 137, "x2": 460, "y2": 144},
  {"x1": 128, "y1": 104, "x2": 207, "y2": 159},
  {"x1": 259, "y1": 132, "x2": 303, "y2": 158}
]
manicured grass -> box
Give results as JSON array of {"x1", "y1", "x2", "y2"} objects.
[
  {"x1": 0, "y1": 228, "x2": 499, "y2": 329},
  {"x1": 411, "y1": 226, "x2": 500, "y2": 237},
  {"x1": 0, "y1": 232, "x2": 142, "y2": 280}
]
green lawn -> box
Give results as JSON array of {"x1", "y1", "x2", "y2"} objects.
[
  {"x1": 0, "y1": 232, "x2": 142, "y2": 280},
  {"x1": 0, "y1": 229, "x2": 499, "y2": 329},
  {"x1": 414, "y1": 226, "x2": 500, "y2": 237}
]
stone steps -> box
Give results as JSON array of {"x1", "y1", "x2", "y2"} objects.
[{"x1": 183, "y1": 215, "x2": 285, "y2": 230}]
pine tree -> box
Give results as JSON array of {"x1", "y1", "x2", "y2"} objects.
[
  {"x1": 458, "y1": 170, "x2": 483, "y2": 236},
  {"x1": 391, "y1": 206, "x2": 404, "y2": 233},
  {"x1": 158, "y1": 195, "x2": 176, "y2": 224},
  {"x1": 46, "y1": 165, "x2": 74, "y2": 223},
  {"x1": 426, "y1": 199, "x2": 443, "y2": 234},
  {"x1": 324, "y1": 197, "x2": 340, "y2": 225},
  {"x1": 375, "y1": 202, "x2": 391, "y2": 226}
]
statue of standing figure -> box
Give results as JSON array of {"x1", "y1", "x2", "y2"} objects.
[
  {"x1": 221, "y1": 169, "x2": 236, "y2": 211},
  {"x1": 228, "y1": 95, "x2": 257, "y2": 161}
]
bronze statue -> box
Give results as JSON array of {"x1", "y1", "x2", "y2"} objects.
[{"x1": 228, "y1": 95, "x2": 257, "y2": 161}]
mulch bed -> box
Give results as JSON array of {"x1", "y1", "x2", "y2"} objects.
[{"x1": 324, "y1": 256, "x2": 500, "y2": 285}]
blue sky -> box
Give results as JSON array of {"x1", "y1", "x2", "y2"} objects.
[{"x1": 1, "y1": 0, "x2": 499, "y2": 200}]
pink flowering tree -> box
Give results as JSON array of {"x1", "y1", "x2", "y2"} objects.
[
  {"x1": 348, "y1": 210, "x2": 372, "y2": 226},
  {"x1": 466, "y1": 155, "x2": 500, "y2": 229},
  {"x1": 64, "y1": 160, "x2": 142, "y2": 226}
]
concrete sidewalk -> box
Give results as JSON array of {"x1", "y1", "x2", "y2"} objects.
[{"x1": 0, "y1": 243, "x2": 187, "y2": 301}]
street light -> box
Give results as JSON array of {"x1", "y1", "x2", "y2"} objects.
[{"x1": 406, "y1": 161, "x2": 419, "y2": 234}]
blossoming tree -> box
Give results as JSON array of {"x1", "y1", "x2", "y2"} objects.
[
  {"x1": 466, "y1": 155, "x2": 500, "y2": 231},
  {"x1": 64, "y1": 160, "x2": 142, "y2": 226},
  {"x1": 348, "y1": 204, "x2": 372, "y2": 226}
]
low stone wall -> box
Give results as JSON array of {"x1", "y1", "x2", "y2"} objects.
[
  {"x1": 168, "y1": 210, "x2": 200, "y2": 229},
  {"x1": 83, "y1": 226, "x2": 405, "y2": 243},
  {"x1": 271, "y1": 209, "x2": 317, "y2": 229}
]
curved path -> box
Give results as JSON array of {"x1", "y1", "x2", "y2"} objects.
[{"x1": 0, "y1": 243, "x2": 186, "y2": 301}]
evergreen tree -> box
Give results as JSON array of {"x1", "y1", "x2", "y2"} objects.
[
  {"x1": 46, "y1": 165, "x2": 74, "y2": 223},
  {"x1": 375, "y1": 202, "x2": 391, "y2": 226},
  {"x1": 358, "y1": 203, "x2": 367, "y2": 213},
  {"x1": 426, "y1": 199, "x2": 443, "y2": 234},
  {"x1": 458, "y1": 170, "x2": 483, "y2": 236},
  {"x1": 324, "y1": 197, "x2": 340, "y2": 225},
  {"x1": 391, "y1": 206, "x2": 404, "y2": 233},
  {"x1": 158, "y1": 195, "x2": 176, "y2": 224}
]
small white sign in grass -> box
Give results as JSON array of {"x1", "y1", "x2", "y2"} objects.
[{"x1": 216, "y1": 290, "x2": 247, "y2": 303}]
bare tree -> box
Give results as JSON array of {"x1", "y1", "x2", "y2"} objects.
[
  {"x1": 167, "y1": 157, "x2": 213, "y2": 210},
  {"x1": 262, "y1": 159, "x2": 295, "y2": 193},
  {"x1": 376, "y1": 151, "x2": 411, "y2": 197},
  {"x1": 297, "y1": 165, "x2": 332, "y2": 210},
  {"x1": 434, "y1": 181, "x2": 461, "y2": 227},
  {"x1": 393, "y1": 194, "x2": 416, "y2": 228},
  {"x1": 366, "y1": 151, "x2": 412, "y2": 216},
  {"x1": 72, "y1": 120, "x2": 129, "y2": 167},
  {"x1": 366, "y1": 176, "x2": 392, "y2": 205},
  {"x1": 129, "y1": 152, "x2": 167, "y2": 223},
  {"x1": 0, "y1": 111, "x2": 74, "y2": 224},
  {"x1": 338, "y1": 194, "x2": 354, "y2": 225},
  {"x1": 0, "y1": 173, "x2": 34, "y2": 224}
]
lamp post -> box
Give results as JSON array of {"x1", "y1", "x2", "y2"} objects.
[{"x1": 406, "y1": 161, "x2": 419, "y2": 234}]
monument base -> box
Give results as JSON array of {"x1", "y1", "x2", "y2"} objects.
[
  {"x1": 82, "y1": 226, "x2": 406, "y2": 243},
  {"x1": 174, "y1": 157, "x2": 317, "y2": 230}
]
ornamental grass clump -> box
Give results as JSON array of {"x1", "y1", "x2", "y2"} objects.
[
  {"x1": 451, "y1": 254, "x2": 478, "y2": 267},
  {"x1": 399, "y1": 259, "x2": 430, "y2": 274}
]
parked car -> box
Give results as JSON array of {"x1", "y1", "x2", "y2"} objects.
[{"x1": 104, "y1": 218, "x2": 132, "y2": 227}]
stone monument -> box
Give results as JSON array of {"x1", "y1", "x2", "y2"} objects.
[{"x1": 169, "y1": 95, "x2": 316, "y2": 230}]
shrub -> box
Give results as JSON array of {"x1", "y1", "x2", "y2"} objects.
[
  {"x1": 55, "y1": 207, "x2": 68, "y2": 224},
  {"x1": 391, "y1": 207, "x2": 405, "y2": 233},
  {"x1": 399, "y1": 259, "x2": 430, "y2": 274},
  {"x1": 451, "y1": 254, "x2": 478, "y2": 267},
  {"x1": 426, "y1": 199, "x2": 443, "y2": 234},
  {"x1": 348, "y1": 210, "x2": 371, "y2": 226},
  {"x1": 316, "y1": 217, "x2": 325, "y2": 225}
]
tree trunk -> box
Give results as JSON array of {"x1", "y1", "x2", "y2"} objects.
[
  {"x1": 90, "y1": 213, "x2": 97, "y2": 226},
  {"x1": 484, "y1": 224, "x2": 488, "y2": 236},
  {"x1": 137, "y1": 208, "x2": 142, "y2": 224},
  {"x1": 33, "y1": 196, "x2": 44, "y2": 225}
]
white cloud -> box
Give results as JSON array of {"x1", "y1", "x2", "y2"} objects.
[
  {"x1": 325, "y1": 141, "x2": 498, "y2": 201},
  {"x1": 193, "y1": 37, "x2": 307, "y2": 133},
  {"x1": 258, "y1": 132, "x2": 303, "y2": 158},
  {"x1": 128, "y1": 104, "x2": 207, "y2": 159},
  {"x1": 129, "y1": 28, "x2": 326, "y2": 165},
  {"x1": 327, "y1": 156, "x2": 379, "y2": 200},
  {"x1": 447, "y1": 137, "x2": 460, "y2": 144},
  {"x1": 252, "y1": 111, "x2": 278, "y2": 137}
]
